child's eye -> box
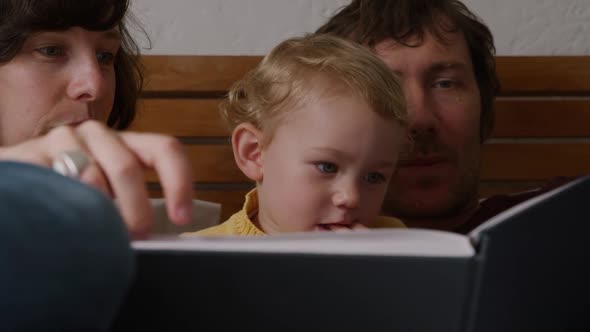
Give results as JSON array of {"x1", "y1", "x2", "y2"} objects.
[
  {"x1": 36, "y1": 46, "x2": 64, "y2": 57},
  {"x1": 363, "y1": 172, "x2": 386, "y2": 184},
  {"x1": 316, "y1": 162, "x2": 338, "y2": 174}
]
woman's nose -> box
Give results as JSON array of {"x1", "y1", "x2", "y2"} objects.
[{"x1": 66, "y1": 56, "x2": 108, "y2": 102}]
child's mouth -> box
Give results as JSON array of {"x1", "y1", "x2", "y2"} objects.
[{"x1": 317, "y1": 222, "x2": 357, "y2": 231}]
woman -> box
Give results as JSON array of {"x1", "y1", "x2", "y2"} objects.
[
  {"x1": 0, "y1": 1, "x2": 195, "y2": 330},
  {"x1": 0, "y1": 0, "x2": 194, "y2": 238}
]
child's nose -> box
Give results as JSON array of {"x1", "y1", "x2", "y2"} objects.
[{"x1": 332, "y1": 181, "x2": 360, "y2": 209}]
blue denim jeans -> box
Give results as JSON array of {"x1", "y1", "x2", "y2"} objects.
[{"x1": 0, "y1": 162, "x2": 134, "y2": 331}]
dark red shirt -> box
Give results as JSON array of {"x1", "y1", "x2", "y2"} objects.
[{"x1": 453, "y1": 176, "x2": 577, "y2": 234}]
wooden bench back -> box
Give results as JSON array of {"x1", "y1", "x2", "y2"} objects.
[{"x1": 130, "y1": 56, "x2": 590, "y2": 221}]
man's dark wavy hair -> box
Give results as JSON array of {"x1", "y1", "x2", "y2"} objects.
[
  {"x1": 0, "y1": 0, "x2": 144, "y2": 129},
  {"x1": 316, "y1": 0, "x2": 499, "y2": 141}
]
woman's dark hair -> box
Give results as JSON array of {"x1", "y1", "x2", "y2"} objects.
[
  {"x1": 316, "y1": 0, "x2": 499, "y2": 141},
  {"x1": 0, "y1": 0, "x2": 144, "y2": 129}
]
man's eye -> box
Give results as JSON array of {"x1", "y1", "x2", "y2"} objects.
[
  {"x1": 36, "y1": 46, "x2": 64, "y2": 57},
  {"x1": 363, "y1": 172, "x2": 386, "y2": 184},
  {"x1": 317, "y1": 162, "x2": 338, "y2": 174},
  {"x1": 96, "y1": 52, "x2": 115, "y2": 65},
  {"x1": 433, "y1": 79, "x2": 454, "y2": 88}
]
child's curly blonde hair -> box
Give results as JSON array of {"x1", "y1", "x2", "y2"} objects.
[{"x1": 220, "y1": 33, "x2": 407, "y2": 146}]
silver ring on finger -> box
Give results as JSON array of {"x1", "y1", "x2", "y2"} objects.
[{"x1": 52, "y1": 150, "x2": 92, "y2": 178}]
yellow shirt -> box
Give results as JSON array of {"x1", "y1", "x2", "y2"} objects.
[{"x1": 184, "y1": 189, "x2": 405, "y2": 237}]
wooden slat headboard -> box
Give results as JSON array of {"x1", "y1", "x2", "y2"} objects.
[{"x1": 131, "y1": 56, "x2": 590, "y2": 221}]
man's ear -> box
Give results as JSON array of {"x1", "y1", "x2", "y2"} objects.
[{"x1": 232, "y1": 123, "x2": 264, "y2": 182}]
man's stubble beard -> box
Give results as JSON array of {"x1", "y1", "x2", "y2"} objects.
[{"x1": 383, "y1": 138, "x2": 482, "y2": 220}]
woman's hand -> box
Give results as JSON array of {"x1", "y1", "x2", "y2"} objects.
[{"x1": 0, "y1": 120, "x2": 193, "y2": 239}]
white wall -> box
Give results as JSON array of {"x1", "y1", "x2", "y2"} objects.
[
  {"x1": 131, "y1": 0, "x2": 590, "y2": 55},
  {"x1": 463, "y1": 0, "x2": 590, "y2": 55}
]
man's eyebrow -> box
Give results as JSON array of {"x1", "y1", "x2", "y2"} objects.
[
  {"x1": 391, "y1": 62, "x2": 469, "y2": 78},
  {"x1": 427, "y1": 61, "x2": 469, "y2": 73}
]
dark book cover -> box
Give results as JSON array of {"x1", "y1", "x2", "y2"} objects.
[{"x1": 113, "y1": 177, "x2": 590, "y2": 332}]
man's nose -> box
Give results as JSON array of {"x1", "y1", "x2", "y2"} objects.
[{"x1": 404, "y1": 82, "x2": 437, "y2": 139}]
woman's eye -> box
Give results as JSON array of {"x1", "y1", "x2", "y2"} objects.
[
  {"x1": 364, "y1": 172, "x2": 386, "y2": 184},
  {"x1": 36, "y1": 46, "x2": 64, "y2": 57},
  {"x1": 317, "y1": 162, "x2": 338, "y2": 174},
  {"x1": 96, "y1": 52, "x2": 115, "y2": 65}
]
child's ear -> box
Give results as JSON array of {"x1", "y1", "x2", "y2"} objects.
[{"x1": 231, "y1": 123, "x2": 264, "y2": 182}]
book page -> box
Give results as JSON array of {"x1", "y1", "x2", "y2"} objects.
[
  {"x1": 149, "y1": 199, "x2": 221, "y2": 234},
  {"x1": 133, "y1": 229, "x2": 475, "y2": 257}
]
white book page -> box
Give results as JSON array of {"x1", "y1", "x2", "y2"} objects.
[
  {"x1": 149, "y1": 199, "x2": 221, "y2": 234},
  {"x1": 133, "y1": 229, "x2": 475, "y2": 257}
]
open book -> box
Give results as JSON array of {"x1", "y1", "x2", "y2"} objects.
[{"x1": 114, "y1": 176, "x2": 590, "y2": 332}]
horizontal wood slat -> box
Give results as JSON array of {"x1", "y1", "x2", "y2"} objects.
[
  {"x1": 145, "y1": 144, "x2": 248, "y2": 183},
  {"x1": 481, "y1": 143, "x2": 590, "y2": 181},
  {"x1": 142, "y1": 56, "x2": 261, "y2": 93},
  {"x1": 493, "y1": 99, "x2": 590, "y2": 137},
  {"x1": 131, "y1": 98, "x2": 590, "y2": 139},
  {"x1": 495, "y1": 57, "x2": 590, "y2": 95},
  {"x1": 144, "y1": 142, "x2": 590, "y2": 183},
  {"x1": 141, "y1": 56, "x2": 590, "y2": 95},
  {"x1": 130, "y1": 99, "x2": 228, "y2": 137}
]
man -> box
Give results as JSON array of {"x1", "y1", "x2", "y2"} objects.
[{"x1": 316, "y1": 0, "x2": 570, "y2": 233}]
